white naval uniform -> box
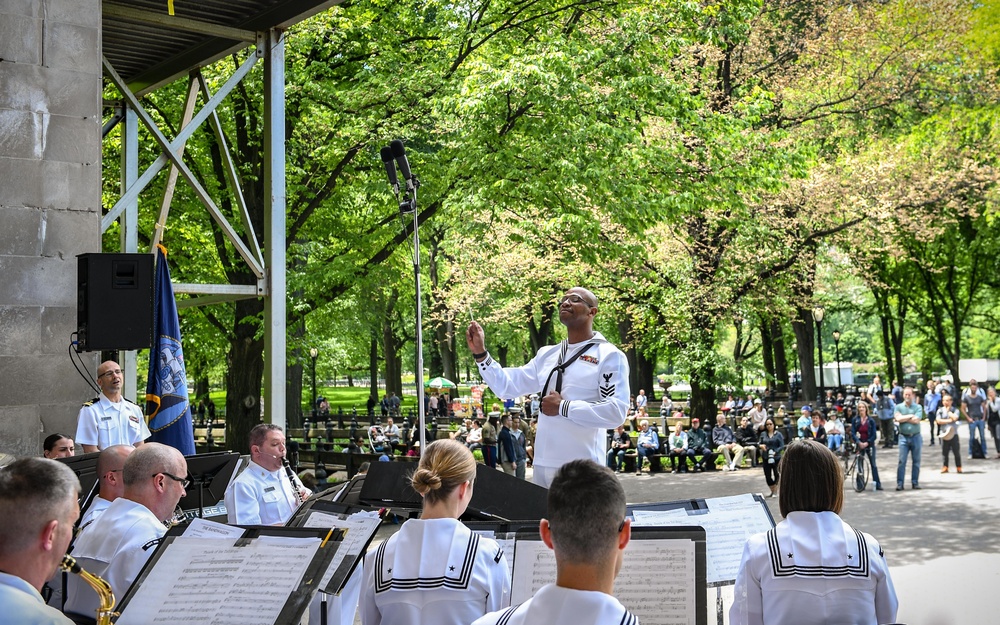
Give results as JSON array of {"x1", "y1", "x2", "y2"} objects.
[
  {"x1": 360, "y1": 518, "x2": 510, "y2": 625},
  {"x1": 730, "y1": 511, "x2": 898, "y2": 625},
  {"x1": 476, "y1": 333, "x2": 629, "y2": 484},
  {"x1": 63, "y1": 498, "x2": 166, "y2": 620},
  {"x1": 78, "y1": 495, "x2": 112, "y2": 531},
  {"x1": 0, "y1": 573, "x2": 74, "y2": 625},
  {"x1": 472, "y1": 583, "x2": 639, "y2": 625},
  {"x1": 224, "y1": 460, "x2": 308, "y2": 525},
  {"x1": 75, "y1": 393, "x2": 150, "y2": 450}
]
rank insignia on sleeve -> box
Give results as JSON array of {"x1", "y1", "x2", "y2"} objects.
[
  {"x1": 600, "y1": 373, "x2": 616, "y2": 398},
  {"x1": 580, "y1": 354, "x2": 599, "y2": 365}
]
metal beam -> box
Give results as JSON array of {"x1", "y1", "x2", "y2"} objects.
[
  {"x1": 120, "y1": 105, "x2": 140, "y2": 402},
  {"x1": 176, "y1": 293, "x2": 260, "y2": 309},
  {"x1": 152, "y1": 75, "x2": 200, "y2": 251},
  {"x1": 102, "y1": 56, "x2": 265, "y2": 279},
  {"x1": 102, "y1": 52, "x2": 258, "y2": 232},
  {"x1": 195, "y1": 71, "x2": 263, "y2": 268},
  {"x1": 103, "y1": 3, "x2": 257, "y2": 42},
  {"x1": 173, "y1": 283, "x2": 261, "y2": 296},
  {"x1": 263, "y1": 29, "x2": 286, "y2": 430}
]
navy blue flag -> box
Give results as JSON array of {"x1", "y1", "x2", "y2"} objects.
[{"x1": 145, "y1": 245, "x2": 195, "y2": 455}]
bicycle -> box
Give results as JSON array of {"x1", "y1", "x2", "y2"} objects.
[{"x1": 842, "y1": 441, "x2": 868, "y2": 492}]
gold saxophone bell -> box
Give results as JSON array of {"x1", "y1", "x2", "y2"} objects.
[{"x1": 61, "y1": 554, "x2": 118, "y2": 625}]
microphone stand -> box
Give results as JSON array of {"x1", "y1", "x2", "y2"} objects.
[{"x1": 399, "y1": 181, "x2": 426, "y2": 454}]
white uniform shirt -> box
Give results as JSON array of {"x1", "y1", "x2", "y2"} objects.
[
  {"x1": 472, "y1": 583, "x2": 638, "y2": 625},
  {"x1": 0, "y1": 572, "x2": 74, "y2": 625},
  {"x1": 224, "y1": 460, "x2": 305, "y2": 525},
  {"x1": 64, "y1": 498, "x2": 166, "y2": 619},
  {"x1": 361, "y1": 518, "x2": 510, "y2": 625},
  {"x1": 75, "y1": 393, "x2": 150, "y2": 449},
  {"x1": 477, "y1": 333, "x2": 630, "y2": 470},
  {"x1": 78, "y1": 495, "x2": 112, "y2": 531},
  {"x1": 730, "y1": 511, "x2": 897, "y2": 625}
]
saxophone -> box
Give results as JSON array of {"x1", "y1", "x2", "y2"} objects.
[{"x1": 60, "y1": 554, "x2": 118, "y2": 625}]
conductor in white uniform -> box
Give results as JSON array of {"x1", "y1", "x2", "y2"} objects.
[
  {"x1": 466, "y1": 287, "x2": 630, "y2": 487},
  {"x1": 730, "y1": 440, "x2": 898, "y2": 625},
  {"x1": 472, "y1": 459, "x2": 638, "y2": 625},
  {"x1": 225, "y1": 424, "x2": 311, "y2": 526}
]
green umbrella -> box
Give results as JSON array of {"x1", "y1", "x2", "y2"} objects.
[{"x1": 426, "y1": 376, "x2": 457, "y2": 389}]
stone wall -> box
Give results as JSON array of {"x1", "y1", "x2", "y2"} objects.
[{"x1": 0, "y1": 0, "x2": 102, "y2": 456}]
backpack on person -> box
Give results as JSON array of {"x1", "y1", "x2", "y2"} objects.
[{"x1": 972, "y1": 438, "x2": 986, "y2": 459}]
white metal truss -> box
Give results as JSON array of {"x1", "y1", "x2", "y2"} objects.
[{"x1": 101, "y1": 26, "x2": 287, "y2": 428}]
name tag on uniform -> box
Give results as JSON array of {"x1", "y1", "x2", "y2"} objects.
[
  {"x1": 264, "y1": 486, "x2": 276, "y2": 493},
  {"x1": 101, "y1": 416, "x2": 112, "y2": 421}
]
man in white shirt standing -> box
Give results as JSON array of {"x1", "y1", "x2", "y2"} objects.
[
  {"x1": 225, "y1": 424, "x2": 311, "y2": 525},
  {"x1": 466, "y1": 287, "x2": 630, "y2": 487},
  {"x1": 472, "y1": 460, "x2": 638, "y2": 625},
  {"x1": 75, "y1": 360, "x2": 150, "y2": 452}
]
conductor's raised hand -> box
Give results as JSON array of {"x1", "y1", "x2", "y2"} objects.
[{"x1": 466, "y1": 321, "x2": 486, "y2": 355}]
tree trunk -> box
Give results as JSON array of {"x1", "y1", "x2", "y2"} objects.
[
  {"x1": 771, "y1": 319, "x2": 789, "y2": 394},
  {"x1": 760, "y1": 318, "x2": 775, "y2": 394},
  {"x1": 368, "y1": 333, "x2": 379, "y2": 408},
  {"x1": 527, "y1": 303, "x2": 555, "y2": 352},
  {"x1": 496, "y1": 343, "x2": 509, "y2": 368},
  {"x1": 286, "y1": 313, "x2": 305, "y2": 429},
  {"x1": 792, "y1": 307, "x2": 816, "y2": 402},
  {"x1": 225, "y1": 297, "x2": 265, "y2": 455}
]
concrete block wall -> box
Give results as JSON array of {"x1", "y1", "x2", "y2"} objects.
[{"x1": 0, "y1": 0, "x2": 102, "y2": 457}]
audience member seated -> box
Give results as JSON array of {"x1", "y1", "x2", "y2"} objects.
[{"x1": 667, "y1": 421, "x2": 694, "y2": 473}]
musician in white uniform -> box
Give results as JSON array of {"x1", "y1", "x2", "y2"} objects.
[
  {"x1": 78, "y1": 445, "x2": 134, "y2": 531},
  {"x1": 224, "y1": 424, "x2": 310, "y2": 526},
  {"x1": 0, "y1": 458, "x2": 79, "y2": 625},
  {"x1": 473, "y1": 460, "x2": 638, "y2": 625},
  {"x1": 65, "y1": 443, "x2": 188, "y2": 621},
  {"x1": 466, "y1": 287, "x2": 630, "y2": 487},
  {"x1": 361, "y1": 439, "x2": 510, "y2": 625},
  {"x1": 730, "y1": 440, "x2": 898, "y2": 625}
]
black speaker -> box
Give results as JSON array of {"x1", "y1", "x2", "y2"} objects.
[
  {"x1": 359, "y1": 462, "x2": 548, "y2": 522},
  {"x1": 77, "y1": 253, "x2": 153, "y2": 352}
]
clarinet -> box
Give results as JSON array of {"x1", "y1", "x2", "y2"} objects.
[{"x1": 282, "y1": 457, "x2": 305, "y2": 505}]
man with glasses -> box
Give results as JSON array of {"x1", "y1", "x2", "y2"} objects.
[
  {"x1": 466, "y1": 288, "x2": 630, "y2": 487},
  {"x1": 64, "y1": 443, "x2": 188, "y2": 620},
  {"x1": 75, "y1": 360, "x2": 150, "y2": 452},
  {"x1": 224, "y1": 424, "x2": 311, "y2": 525},
  {"x1": 472, "y1": 460, "x2": 637, "y2": 625}
]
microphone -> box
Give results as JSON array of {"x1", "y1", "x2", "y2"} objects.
[
  {"x1": 380, "y1": 146, "x2": 399, "y2": 194},
  {"x1": 390, "y1": 140, "x2": 413, "y2": 189}
]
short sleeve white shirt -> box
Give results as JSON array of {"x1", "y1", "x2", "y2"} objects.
[{"x1": 75, "y1": 393, "x2": 150, "y2": 449}]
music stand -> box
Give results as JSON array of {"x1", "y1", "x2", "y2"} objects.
[
  {"x1": 56, "y1": 451, "x2": 102, "y2": 526},
  {"x1": 178, "y1": 451, "x2": 240, "y2": 519}
]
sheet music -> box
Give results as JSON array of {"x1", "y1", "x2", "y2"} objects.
[
  {"x1": 116, "y1": 536, "x2": 320, "y2": 625},
  {"x1": 614, "y1": 540, "x2": 695, "y2": 625},
  {"x1": 631, "y1": 497, "x2": 773, "y2": 584},
  {"x1": 182, "y1": 517, "x2": 245, "y2": 539},
  {"x1": 303, "y1": 510, "x2": 382, "y2": 594},
  {"x1": 472, "y1": 530, "x2": 516, "y2": 583},
  {"x1": 512, "y1": 538, "x2": 696, "y2": 625}
]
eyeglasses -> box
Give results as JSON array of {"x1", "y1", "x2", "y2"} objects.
[
  {"x1": 154, "y1": 472, "x2": 190, "y2": 489},
  {"x1": 98, "y1": 369, "x2": 124, "y2": 378},
  {"x1": 559, "y1": 294, "x2": 595, "y2": 308}
]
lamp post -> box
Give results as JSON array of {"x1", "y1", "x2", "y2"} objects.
[
  {"x1": 832, "y1": 330, "x2": 842, "y2": 393},
  {"x1": 309, "y1": 347, "x2": 318, "y2": 423},
  {"x1": 813, "y1": 307, "x2": 825, "y2": 404}
]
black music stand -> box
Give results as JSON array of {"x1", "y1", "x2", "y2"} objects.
[
  {"x1": 56, "y1": 451, "x2": 102, "y2": 525},
  {"x1": 178, "y1": 451, "x2": 240, "y2": 519}
]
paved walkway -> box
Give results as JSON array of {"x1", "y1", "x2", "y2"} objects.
[{"x1": 618, "y1": 426, "x2": 1000, "y2": 624}]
